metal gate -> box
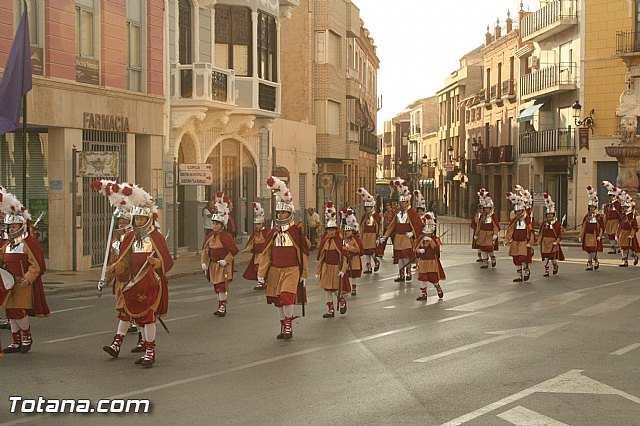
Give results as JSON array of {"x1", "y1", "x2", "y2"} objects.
[
  {"x1": 597, "y1": 162, "x2": 618, "y2": 211},
  {"x1": 82, "y1": 130, "x2": 127, "y2": 266},
  {"x1": 299, "y1": 173, "x2": 306, "y2": 223}
]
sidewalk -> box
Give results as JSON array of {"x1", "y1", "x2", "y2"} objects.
[{"x1": 43, "y1": 251, "x2": 253, "y2": 295}]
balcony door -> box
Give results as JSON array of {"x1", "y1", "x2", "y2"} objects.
[
  {"x1": 559, "y1": 42, "x2": 573, "y2": 83},
  {"x1": 178, "y1": 0, "x2": 193, "y2": 64}
]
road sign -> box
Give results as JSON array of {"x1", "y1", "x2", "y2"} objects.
[{"x1": 178, "y1": 163, "x2": 213, "y2": 185}]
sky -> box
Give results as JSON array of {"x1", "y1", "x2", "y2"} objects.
[{"x1": 355, "y1": 0, "x2": 543, "y2": 130}]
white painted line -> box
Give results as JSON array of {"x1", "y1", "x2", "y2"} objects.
[
  {"x1": 610, "y1": 343, "x2": 640, "y2": 356},
  {"x1": 574, "y1": 276, "x2": 639, "y2": 293},
  {"x1": 171, "y1": 294, "x2": 216, "y2": 303},
  {"x1": 572, "y1": 295, "x2": 640, "y2": 317},
  {"x1": 497, "y1": 406, "x2": 569, "y2": 425},
  {"x1": 67, "y1": 294, "x2": 112, "y2": 301},
  {"x1": 524, "y1": 292, "x2": 584, "y2": 313},
  {"x1": 50, "y1": 305, "x2": 94, "y2": 314},
  {"x1": 437, "y1": 312, "x2": 479, "y2": 323},
  {"x1": 44, "y1": 331, "x2": 111, "y2": 344},
  {"x1": 447, "y1": 290, "x2": 535, "y2": 312},
  {"x1": 162, "y1": 314, "x2": 202, "y2": 322},
  {"x1": 383, "y1": 305, "x2": 396, "y2": 309},
  {"x1": 412, "y1": 289, "x2": 477, "y2": 309},
  {"x1": 415, "y1": 335, "x2": 511, "y2": 363}
]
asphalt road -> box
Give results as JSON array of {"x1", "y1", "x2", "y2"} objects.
[{"x1": 1, "y1": 244, "x2": 639, "y2": 425}]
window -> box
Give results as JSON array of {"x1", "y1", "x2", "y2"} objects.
[
  {"x1": 127, "y1": 0, "x2": 144, "y2": 91},
  {"x1": 179, "y1": 0, "x2": 192, "y2": 64},
  {"x1": 215, "y1": 5, "x2": 252, "y2": 76},
  {"x1": 315, "y1": 31, "x2": 326, "y2": 63},
  {"x1": 258, "y1": 11, "x2": 277, "y2": 82},
  {"x1": 76, "y1": 0, "x2": 96, "y2": 58},
  {"x1": 328, "y1": 31, "x2": 341, "y2": 68},
  {"x1": 496, "y1": 119, "x2": 502, "y2": 145},
  {"x1": 348, "y1": 39, "x2": 354, "y2": 69},
  {"x1": 327, "y1": 100, "x2": 340, "y2": 135},
  {"x1": 18, "y1": 0, "x2": 41, "y2": 47}
]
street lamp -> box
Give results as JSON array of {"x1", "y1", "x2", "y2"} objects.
[{"x1": 572, "y1": 100, "x2": 595, "y2": 133}]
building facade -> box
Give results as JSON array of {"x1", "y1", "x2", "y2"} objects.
[
  {"x1": 0, "y1": 0, "x2": 165, "y2": 270},
  {"x1": 407, "y1": 96, "x2": 438, "y2": 206},
  {"x1": 281, "y1": 0, "x2": 379, "y2": 213}
]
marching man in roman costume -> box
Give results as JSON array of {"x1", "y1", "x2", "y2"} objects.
[
  {"x1": 414, "y1": 212, "x2": 445, "y2": 301},
  {"x1": 475, "y1": 190, "x2": 500, "y2": 269},
  {"x1": 471, "y1": 189, "x2": 485, "y2": 262},
  {"x1": 538, "y1": 193, "x2": 565, "y2": 277},
  {"x1": 341, "y1": 208, "x2": 363, "y2": 296},
  {"x1": 580, "y1": 186, "x2": 605, "y2": 271},
  {"x1": 504, "y1": 192, "x2": 535, "y2": 282},
  {"x1": 381, "y1": 179, "x2": 424, "y2": 282},
  {"x1": 602, "y1": 181, "x2": 622, "y2": 254},
  {"x1": 0, "y1": 187, "x2": 10, "y2": 333},
  {"x1": 358, "y1": 187, "x2": 381, "y2": 274},
  {"x1": 513, "y1": 185, "x2": 534, "y2": 222},
  {"x1": 243, "y1": 202, "x2": 270, "y2": 289},
  {"x1": 201, "y1": 193, "x2": 239, "y2": 317},
  {"x1": 616, "y1": 191, "x2": 639, "y2": 267},
  {"x1": 258, "y1": 177, "x2": 309, "y2": 341},
  {"x1": 316, "y1": 202, "x2": 348, "y2": 317},
  {"x1": 414, "y1": 189, "x2": 427, "y2": 223},
  {"x1": 91, "y1": 180, "x2": 141, "y2": 358},
  {"x1": 107, "y1": 185, "x2": 173, "y2": 367},
  {"x1": 0, "y1": 188, "x2": 49, "y2": 354}
]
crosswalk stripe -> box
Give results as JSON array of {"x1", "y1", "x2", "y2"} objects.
[
  {"x1": 610, "y1": 343, "x2": 640, "y2": 356},
  {"x1": 412, "y1": 289, "x2": 477, "y2": 308},
  {"x1": 447, "y1": 290, "x2": 535, "y2": 312},
  {"x1": 572, "y1": 295, "x2": 640, "y2": 317},
  {"x1": 524, "y1": 292, "x2": 584, "y2": 313},
  {"x1": 497, "y1": 406, "x2": 569, "y2": 425}
]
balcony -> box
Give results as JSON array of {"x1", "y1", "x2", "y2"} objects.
[
  {"x1": 520, "y1": 0, "x2": 578, "y2": 42},
  {"x1": 346, "y1": 76, "x2": 361, "y2": 99},
  {"x1": 490, "y1": 84, "x2": 499, "y2": 101},
  {"x1": 520, "y1": 62, "x2": 577, "y2": 101},
  {"x1": 519, "y1": 128, "x2": 575, "y2": 155},
  {"x1": 616, "y1": 30, "x2": 640, "y2": 57},
  {"x1": 170, "y1": 63, "x2": 235, "y2": 105},
  {"x1": 235, "y1": 77, "x2": 281, "y2": 114},
  {"x1": 477, "y1": 145, "x2": 513, "y2": 165},
  {"x1": 502, "y1": 79, "x2": 516, "y2": 100}
]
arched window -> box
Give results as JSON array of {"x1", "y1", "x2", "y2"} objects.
[{"x1": 179, "y1": 0, "x2": 192, "y2": 64}]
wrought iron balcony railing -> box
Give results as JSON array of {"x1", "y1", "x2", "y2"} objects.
[
  {"x1": 616, "y1": 30, "x2": 640, "y2": 55},
  {"x1": 519, "y1": 128, "x2": 575, "y2": 154},
  {"x1": 520, "y1": 62, "x2": 577, "y2": 98},
  {"x1": 520, "y1": 0, "x2": 578, "y2": 40}
]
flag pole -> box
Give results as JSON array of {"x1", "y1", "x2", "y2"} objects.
[{"x1": 22, "y1": 95, "x2": 27, "y2": 205}]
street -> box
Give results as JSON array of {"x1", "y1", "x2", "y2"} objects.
[{"x1": 1, "y1": 244, "x2": 640, "y2": 425}]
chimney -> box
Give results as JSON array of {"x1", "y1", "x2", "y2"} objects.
[
  {"x1": 485, "y1": 25, "x2": 492, "y2": 46},
  {"x1": 494, "y1": 18, "x2": 501, "y2": 41},
  {"x1": 506, "y1": 10, "x2": 513, "y2": 33}
]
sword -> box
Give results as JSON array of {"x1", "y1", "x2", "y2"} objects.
[
  {"x1": 98, "y1": 212, "x2": 117, "y2": 298},
  {"x1": 32, "y1": 211, "x2": 45, "y2": 228},
  {"x1": 158, "y1": 316, "x2": 170, "y2": 334}
]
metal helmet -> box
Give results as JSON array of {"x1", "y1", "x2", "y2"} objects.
[
  {"x1": 114, "y1": 207, "x2": 132, "y2": 236},
  {"x1": 422, "y1": 212, "x2": 437, "y2": 235},
  {"x1": 4, "y1": 213, "x2": 28, "y2": 241},
  {"x1": 267, "y1": 176, "x2": 295, "y2": 231},
  {"x1": 324, "y1": 202, "x2": 338, "y2": 229}
]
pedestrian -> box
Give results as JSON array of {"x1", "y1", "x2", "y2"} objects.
[
  {"x1": 92, "y1": 181, "x2": 141, "y2": 359},
  {"x1": 470, "y1": 189, "x2": 485, "y2": 262},
  {"x1": 0, "y1": 186, "x2": 50, "y2": 354},
  {"x1": 580, "y1": 186, "x2": 604, "y2": 271},
  {"x1": 538, "y1": 193, "x2": 564, "y2": 277},
  {"x1": 202, "y1": 197, "x2": 215, "y2": 240},
  {"x1": 358, "y1": 187, "x2": 381, "y2": 273},
  {"x1": 414, "y1": 212, "x2": 445, "y2": 301},
  {"x1": 227, "y1": 200, "x2": 237, "y2": 238},
  {"x1": 201, "y1": 192, "x2": 239, "y2": 317},
  {"x1": 475, "y1": 190, "x2": 500, "y2": 269},
  {"x1": 504, "y1": 192, "x2": 534, "y2": 282},
  {"x1": 315, "y1": 202, "x2": 348, "y2": 318},
  {"x1": 243, "y1": 202, "x2": 270, "y2": 290},
  {"x1": 107, "y1": 184, "x2": 173, "y2": 368},
  {"x1": 380, "y1": 179, "x2": 424, "y2": 282},
  {"x1": 306, "y1": 207, "x2": 321, "y2": 248},
  {"x1": 341, "y1": 208, "x2": 363, "y2": 296},
  {"x1": 428, "y1": 200, "x2": 438, "y2": 218},
  {"x1": 616, "y1": 191, "x2": 639, "y2": 267},
  {"x1": 258, "y1": 176, "x2": 309, "y2": 341},
  {"x1": 602, "y1": 181, "x2": 622, "y2": 254}
]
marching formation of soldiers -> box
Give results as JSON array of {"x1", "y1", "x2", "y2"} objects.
[{"x1": 0, "y1": 175, "x2": 637, "y2": 365}]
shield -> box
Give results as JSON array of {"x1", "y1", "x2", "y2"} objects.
[
  {"x1": 122, "y1": 267, "x2": 162, "y2": 319},
  {"x1": 0, "y1": 268, "x2": 15, "y2": 307}
]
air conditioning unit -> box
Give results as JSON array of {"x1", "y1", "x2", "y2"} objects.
[{"x1": 527, "y1": 56, "x2": 540, "y2": 69}]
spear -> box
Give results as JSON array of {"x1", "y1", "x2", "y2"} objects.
[{"x1": 97, "y1": 211, "x2": 117, "y2": 298}]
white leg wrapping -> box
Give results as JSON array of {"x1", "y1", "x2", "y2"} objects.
[
  {"x1": 544, "y1": 258, "x2": 550, "y2": 267},
  {"x1": 365, "y1": 255, "x2": 372, "y2": 264},
  {"x1": 9, "y1": 319, "x2": 19, "y2": 333},
  {"x1": 552, "y1": 259, "x2": 558, "y2": 266},
  {"x1": 325, "y1": 291, "x2": 333, "y2": 303},
  {"x1": 588, "y1": 253, "x2": 594, "y2": 262},
  {"x1": 282, "y1": 304, "x2": 294, "y2": 318},
  {"x1": 117, "y1": 320, "x2": 129, "y2": 335},
  {"x1": 144, "y1": 323, "x2": 157, "y2": 342},
  {"x1": 419, "y1": 281, "x2": 428, "y2": 289},
  {"x1": 277, "y1": 306, "x2": 285, "y2": 321},
  {"x1": 218, "y1": 291, "x2": 228, "y2": 301},
  {"x1": 481, "y1": 251, "x2": 489, "y2": 260},
  {"x1": 16, "y1": 317, "x2": 29, "y2": 331}
]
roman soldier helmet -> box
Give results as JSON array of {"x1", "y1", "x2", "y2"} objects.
[
  {"x1": 394, "y1": 179, "x2": 411, "y2": 205},
  {"x1": 413, "y1": 189, "x2": 426, "y2": 212},
  {"x1": 91, "y1": 179, "x2": 133, "y2": 236},
  {"x1": 211, "y1": 192, "x2": 230, "y2": 226},
  {"x1": 586, "y1": 185, "x2": 599, "y2": 210},
  {"x1": 543, "y1": 193, "x2": 556, "y2": 216},
  {"x1": 267, "y1": 176, "x2": 295, "y2": 230},
  {"x1": 619, "y1": 191, "x2": 635, "y2": 213},
  {"x1": 0, "y1": 185, "x2": 10, "y2": 236},
  {"x1": 476, "y1": 188, "x2": 486, "y2": 211},
  {"x1": 341, "y1": 208, "x2": 359, "y2": 233},
  {"x1": 127, "y1": 184, "x2": 158, "y2": 239},
  {"x1": 422, "y1": 212, "x2": 437, "y2": 235},
  {"x1": 479, "y1": 189, "x2": 494, "y2": 210},
  {"x1": 514, "y1": 184, "x2": 533, "y2": 209},
  {"x1": 325, "y1": 202, "x2": 338, "y2": 229},
  {"x1": 506, "y1": 191, "x2": 525, "y2": 213},
  {"x1": 252, "y1": 202, "x2": 265, "y2": 224},
  {"x1": 358, "y1": 187, "x2": 376, "y2": 208},
  {"x1": 602, "y1": 180, "x2": 620, "y2": 198},
  {"x1": 0, "y1": 188, "x2": 31, "y2": 242}
]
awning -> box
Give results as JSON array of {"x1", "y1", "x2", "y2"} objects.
[{"x1": 518, "y1": 102, "x2": 544, "y2": 122}]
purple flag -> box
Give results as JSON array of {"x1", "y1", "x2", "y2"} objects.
[{"x1": 0, "y1": 8, "x2": 33, "y2": 135}]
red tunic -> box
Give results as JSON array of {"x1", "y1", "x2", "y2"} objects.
[{"x1": 242, "y1": 228, "x2": 269, "y2": 281}]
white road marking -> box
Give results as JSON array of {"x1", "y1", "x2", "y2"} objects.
[
  {"x1": 610, "y1": 343, "x2": 640, "y2": 356},
  {"x1": 440, "y1": 369, "x2": 640, "y2": 425},
  {"x1": 44, "y1": 331, "x2": 112, "y2": 344},
  {"x1": 447, "y1": 290, "x2": 535, "y2": 312},
  {"x1": 414, "y1": 323, "x2": 567, "y2": 363},
  {"x1": 437, "y1": 312, "x2": 480, "y2": 323},
  {"x1": 497, "y1": 406, "x2": 569, "y2": 425},
  {"x1": 383, "y1": 305, "x2": 396, "y2": 309},
  {"x1": 524, "y1": 292, "x2": 584, "y2": 313},
  {"x1": 67, "y1": 294, "x2": 112, "y2": 301},
  {"x1": 572, "y1": 295, "x2": 640, "y2": 317},
  {"x1": 574, "y1": 276, "x2": 639, "y2": 293},
  {"x1": 50, "y1": 305, "x2": 94, "y2": 314},
  {"x1": 162, "y1": 314, "x2": 202, "y2": 322},
  {"x1": 412, "y1": 289, "x2": 477, "y2": 308}
]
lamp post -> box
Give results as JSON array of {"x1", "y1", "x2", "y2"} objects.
[{"x1": 572, "y1": 100, "x2": 595, "y2": 134}]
